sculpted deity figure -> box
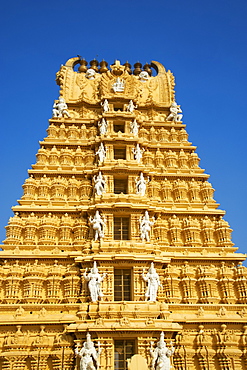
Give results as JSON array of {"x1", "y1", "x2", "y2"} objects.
[
  {"x1": 89, "y1": 211, "x2": 106, "y2": 241},
  {"x1": 75, "y1": 333, "x2": 102, "y2": 370},
  {"x1": 139, "y1": 211, "x2": 154, "y2": 242},
  {"x1": 132, "y1": 144, "x2": 145, "y2": 163},
  {"x1": 142, "y1": 262, "x2": 161, "y2": 301},
  {"x1": 52, "y1": 97, "x2": 70, "y2": 118},
  {"x1": 126, "y1": 100, "x2": 137, "y2": 113},
  {"x1": 96, "y1": 143, "x2": 107, "y2": 163},
  {"x1": 85, "y1": 68, "x2": 96, "y2": 80},
  {"x1": 98, "y1": 118, "x2": 108, "y2": 135},
  {"x1": 150, "y1": 332, "x2": 175, "y2": 370},
  {"x1": 83, "y1": 262, "x2": 106, "y2": 302},
  {"x1": 135, "y1": 172, "x2": 149, "y2": 196},
  {"x1": 101, "y1": 99, "x2": 109, "y2": 113},
  {"x1": 139, "y1": 71, "x2": 150, "y2": 82},
  {"x1": 93, "y1": 171, "x2": 106, "y2": 196},
  {"x1": 167, "y1": 101, "x2": 183, "y2": 122},
  {"x1": 130, "y1": 119, "x2": 139, "y2": 136}
]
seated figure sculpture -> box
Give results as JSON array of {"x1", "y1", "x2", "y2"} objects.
[
  {"x1": 166, "y1": 101, "x2": 183, "y2": 122},
  {"x1": 150, "y1": 332, "x2": 175, "y2": 370},
  {"x1": 142, "y1": 262, "x2": 161, "y2": 302},
  {"x1": 83, "y1": 262, "x2": 106, "y2": 302},
  {"x1": 75, "y1": 333, "x2": 102, "y2": 370},
  {"x1": 52, "y1": 97, "x2": 70, "y2": 118}
]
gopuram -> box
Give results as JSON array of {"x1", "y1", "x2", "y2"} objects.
[{"x1": 0, "y1": 56, "x2": 246, "y2": 370}]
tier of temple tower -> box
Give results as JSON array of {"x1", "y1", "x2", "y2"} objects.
[{"x1": 0, "y1": 57, "x2": 246, "y2": 370}]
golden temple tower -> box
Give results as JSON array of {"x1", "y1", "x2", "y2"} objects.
[{"x1": 0, "y1": 56, "x2": 247, "y2": 370}]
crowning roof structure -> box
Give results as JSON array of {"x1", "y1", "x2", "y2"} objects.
[{"x1": 0, "y1": 56, "x2": 247, "y2": 370}]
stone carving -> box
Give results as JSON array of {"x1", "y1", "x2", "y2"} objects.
[
  {"x1": 130, "y1": 119, "x2": 139, "y2": 136},
  {"x1": 139, "y1": 71, "x2": 150, "y2": 82},
  {"x1": 142, "y1": 262, "x2": 161, "y2": 301},
  {"x1": 112, "y1": 77, "x2": 125, "y2": 92},
  {"x1": 86, "y1": 69, "x2": 96, "y2": 80},
  {"x1": 166, "y1": 101, "x2": 183, "y2": 122},
  {"x1": 89, "y1": 211, "x2": 106, "y2": 241},
  {"x1": 139, "y1": 211, "x2": 154, "y2": 242},
  {"x1": 132, "y1": 144, "x2": 145, "y2": 163},
  {"x1": 98, "y1": 118, "x2": 108, "y2": 135},
  {"x1": 127, "y1": 100, "x2": 137, "y2": 113},
  {"x1": 101, "y1": 99, "x2": 109, "y2": 113},
  {"x1": 75, "y1": 333, "x2": 102, "y2": 370},
  {"x1": 52, "y1": 97, "x2": 70, "y2": 118},
  {"x1": 96, "y1": 143, "x2": 107, "y2": 163},
  {"x1": 93, "y1": 172, "x2": 106, "y2": 196},
  {"x1": 135, "y1": 172, "x2": 149, "y2": 196},
  {"x1": 84, "y1": 262, "x2": 106, "y2": 302},
  {"x1": 150, "y1": 332, "x2": 175, "y2": 370}
]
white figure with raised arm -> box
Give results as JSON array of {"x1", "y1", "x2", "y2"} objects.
[
  {"x1": 83, "y1": 262, "x2": 106, "y2": 302},
  {"x1": 139, "y1": 211, "x2": 154, "y2": 242},
  {"x1": 132, "y1": 143, "x2": 145, "y2": 163},
  {"x1": 166, "y1": 101, "x2": 183, "y2": 122},
  {"x1": 52, "y1": 97, "x2": 70, "y2": 118},
  {"x1": 75, "y1": 333, "x2": 102, "y2": 370},
  {"x1": 142, "y1": 262, "x2": 161, "y2": 302},
  {"x1": 135, "y1": 172, "x2": 149, "y2": 196},
  {"x1": 95, "y1": 143, "x2": 107, "y2": 163},
  {"x1": 93, "y1": 171, "x2": 106, "y2": 196},
  {"x1": 150, "y1": 332, "x2": 174, "y2": 370},
  {"x1": 89, "y1": 211, "x2": 106, "y2": 241}
]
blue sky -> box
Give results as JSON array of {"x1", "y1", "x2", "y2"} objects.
[{"x1": 1, "y1": 0, "x2": 247, "y2": 255}]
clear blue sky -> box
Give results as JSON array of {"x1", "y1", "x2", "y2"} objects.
[{"x1": 1, "y1": 0, "x2": 247, "y2": 255}]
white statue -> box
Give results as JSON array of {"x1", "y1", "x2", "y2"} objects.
[
  {"x1": 167, "y1": 101, "x2": 183, "y2": 122},
  {"x1": 86, "y1": 68, "x2": 96, "y2": 80},
  {"x1": 75, "y1": 333, "x2": 102, "y2": 370},
  {"x1": 83, "y1": 262, "x2": 106, "y2": 302},
  {"x1": 101, "y1": 99, "x2": 109, "y2": 113},
  {"x1": 139, "y1": 71, "x2": 150, "y2": 82},
  {"x1": 98, "y1": 118, "x2": 108, "y2": 135},
  {"x1": 52, "y1": 97, "x2": 70, "y2": 118},
  {"x1": 132, "y1": 144, "x2": 145, "y2": 163},
  {"x1": 93, "y1": 171, "x2": 106, "y2": 196},
  {"x1": 89, "y1": 211, "x2": 106, "y2": 241},
  {"x1": 126, "y1": 100, "x2": 137, "y2": 113},
  {"x1": 139, "y1": 211, "x2": 154, "y2": 242},
  {"x1": 130, "y1": 119, "x2": 139, "y2": 136},
  {"x1": 112, "y1": 77, "x2": 125, "y2": 92},
  {"x1": 96, "y1": 143, "x2": 107, "y2": 163},
  {"x1": 150, "y1": 332, "x2": 174, "y2": 370},
  {"x1": 142, "y1": 262, "x2": 161, "y2": 302},
  {"x1": 135, "y1": 172, "x2": 149, "y2": 196}
]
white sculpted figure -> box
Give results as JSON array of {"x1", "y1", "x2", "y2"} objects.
[
  {"x1": 101, "y1": 99, "x2": 109, "y2": 113},
  {"x1": 126, "y1": 100, "x2": 137, "y2": 113},
  {"x1": 135, "y1": 172, "x2": 149, "y2": 196},
  {"x1": 52, "y1": 97, "x2": 70, "y2": 118},
  {"x1": 139, "y1": 211, "x2": 154, "y2": 242},
  {"x1": 132, "y1": 144, "x2": 145, "y2": 163},
  {"x1": 142, "y1": 262, "x2": 161, "y2": 302},
  {"x1": 86, "y1": 68, "x2": 96, "y2": 80},
  {"x1": 112, "y1": 77, "x2": 125, "y2": 92},
  {"x1": 83, "y1": 262, "x2": 106, "y2": 302},
  {"x1": 130, "y1": 119, "x2": 139, "y2": 136},
  {"x1": 150, "y1": 332, "x2": 174, "y2": 370},
  {"x1": 139, "y1": 71, "x2": 150, "y2": 82},
  {"x1": 89, "y1": 211, "x2": 106, "y2": 241},
  {"x1": 93, "y1": 171, "x2": 106, "y2": 196},
  {"x1": 167, "y1": 101, "x2": 183, "y2": 122},
  {"x1": 75, "y1": 333, "x2": 102, "y2": 370},
  {"x1": 98, "y1": 118, "x2": 108, "y2": 135},
  {"x1": 96, "y1": 143, "x2": 107, "y2": 163}
]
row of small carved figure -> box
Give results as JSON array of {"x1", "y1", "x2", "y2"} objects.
[
  {"x1": 4, "y1": 212, "x2": 232, "y2": 246},
  {"x1": 35, "y1": 146, "x2": 200, "y2": 168},
  {"x1": 22, "y1": 174, "x2": 215, "y2": 202},
  {"x1": 46, "y1": 122, "x2": 188, "y2": 142}
]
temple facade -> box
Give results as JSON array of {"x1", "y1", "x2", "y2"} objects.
[{"x1": 0, "y1": 56, "x2": 247, "y2": 370}]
